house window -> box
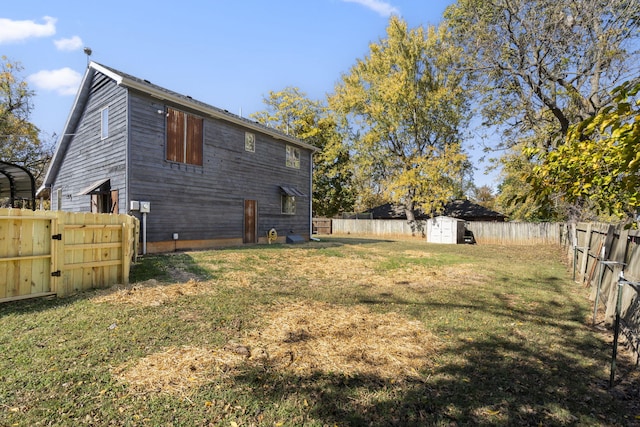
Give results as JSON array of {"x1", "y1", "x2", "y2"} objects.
[
  {"x1": 56, "y1": 188, "x2": 62, "y2": 211},
  {"x1": 166, "y1": 107, "x2": 203, "y2": 166},
  {"x1": 245, "y1": 132, "x2": 255, "y2": 152},
  {"x1": 101, "y1": 107, "x2": 109, "y2": 139},
  {"x1": 286, "y1": 145, "x2": 300, "y2": 169},
  {"x1": 281, "y1": 195, "x2": 296, "y2": 214}
]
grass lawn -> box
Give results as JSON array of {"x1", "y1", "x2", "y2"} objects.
[{"x1": 1, "y1": 236, "x2": 638, "y2": 426}]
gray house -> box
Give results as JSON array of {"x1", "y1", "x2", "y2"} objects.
[{"x1": 39, "y1": 62, "x2": 318, "y2": 253}]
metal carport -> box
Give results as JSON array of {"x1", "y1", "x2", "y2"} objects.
[{"x1": 0, "y1": 161, "x2": 36, "y2": 210}]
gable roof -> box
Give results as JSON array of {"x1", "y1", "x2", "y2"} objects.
[
  {"x1": 39, "y1": 62, "x2": 318, "y2": 195},
  {"x1": 363, "y1": 200, "x2": 507, "y2": 221}
]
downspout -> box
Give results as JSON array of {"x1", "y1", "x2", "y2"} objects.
[{"x1": 309, "y1": 151, "x2": 320, "y2": 242}]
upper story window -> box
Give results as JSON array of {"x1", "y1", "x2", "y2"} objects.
[
  {"x1": 100, "y1": 107, "x2": 109, "y2": 140},
  {"x1": 245, "y1": 132, "x2": 255, "y2": 152},
  {"x1": 286, "y1": 145, "x2": 300, "y2": 169},
  {"x1": 166, "y1": 107, "x2": 203, "y2": 166}
]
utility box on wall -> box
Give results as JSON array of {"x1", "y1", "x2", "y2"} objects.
[{"x1": 427, "y1": 216, "x2": 465, "y2": 244}]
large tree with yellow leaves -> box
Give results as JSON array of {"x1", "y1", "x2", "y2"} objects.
[{"x1": 329, "y1": 17, "x2": 471, "y2": 221}]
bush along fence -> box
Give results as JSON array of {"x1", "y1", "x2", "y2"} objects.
[{"x1": 0, "y1": 208, "x2": 139, "y2": 302}]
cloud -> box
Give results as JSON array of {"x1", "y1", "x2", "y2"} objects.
[
  {"x1": 54, "y1": 35, "x2": 83, "y2": 51},
  {"x1": 0, "y1": 16, "x2": 56, "y2": 44},
  {"x1": 28, "y1": 68, "x2": 82, "y2": 96},
  {"x1": 342, "y1": 0, "x2": 399, "y2": 17}
]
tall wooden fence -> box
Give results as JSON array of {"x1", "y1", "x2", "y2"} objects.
[
  {"x1": 0, "y1": 208, "x2": 139, "y2": 302},
  {"x1": 568, "y1": 222, "x2": 640, "y2": 359},
  {"x1": 329, "y1": 218, "x2": 564, "y2": 245}
]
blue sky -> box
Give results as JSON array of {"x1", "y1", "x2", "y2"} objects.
[{"x1": 2, "y1": 0, "x2": 498, "y2": 188}]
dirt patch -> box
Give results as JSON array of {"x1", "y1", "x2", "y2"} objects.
[{"x1": 113, "y1": 300, "x2": 439, "y2": 395}]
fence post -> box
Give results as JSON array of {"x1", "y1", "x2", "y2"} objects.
[
  {"x1": 610, "y1": 273, "x2": 640, "y2": 388},
  {"x1": 594, "y1": 260, "x2": 624, "y2": 325},
  {"x1": 610, "y1": 275, "x2": 625, "y2": 387}
]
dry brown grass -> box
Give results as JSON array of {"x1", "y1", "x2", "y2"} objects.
[
  {"x1": 112, "y1": 299, "x2": 439, "y2": 395},
  {"x1": 102, "y1": 245, "x2": 481, "y2": 396},
  {"x1": 92, "y1": 278, "x2": 211, "y2": 307},
  {"x1": 210, "y1": 247, "x2": 486, "y2": 291}
]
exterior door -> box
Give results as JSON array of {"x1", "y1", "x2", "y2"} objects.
[{"x1": 243, "y1": 200, "x2": 257, "y2": 243}]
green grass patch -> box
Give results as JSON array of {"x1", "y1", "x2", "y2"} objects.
[{"x1": 0, "y1": 237, "x2": 635, "y2": 426}]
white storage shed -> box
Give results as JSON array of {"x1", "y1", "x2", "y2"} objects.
[{"x1": 426, "y1": 216, "x2": 465, "y2": 244}]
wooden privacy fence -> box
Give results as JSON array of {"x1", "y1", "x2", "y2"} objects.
[
  {"x1": 568, "y1": 222, "x2": 640, "y2": 360},
  {"x1": 466, "y1": 221, "x2": 564, "y2": 245},
  {"x1": 329, "y1": 218, "x2": 564, "y2": 245},
  {"x1": 0, "y1": 208, "x2": 139, "y2": 302},
  {"x1": 312, "y1": 218, "x2": 332, "y2": 235}
]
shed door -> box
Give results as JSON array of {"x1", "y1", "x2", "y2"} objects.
[{"x1": 243, "y1": 200, "x2": 257, "y2": 243}]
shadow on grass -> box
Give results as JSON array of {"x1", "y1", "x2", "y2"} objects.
[
  {"x1": 229, "y1": 330, "x2": 625, "y2": 426},
  {"x1": 228, "y1": 332, "x2": 625, "y2": 426},
  {"x1": 130, "y1": 252, "x2": 213, "y2": 283},
  {"x1": 0, "y1": 252, "x2": 213, "y2": 317},
  {"x1": 228, "y1": 273, "x2": 631, "y2": 425}
]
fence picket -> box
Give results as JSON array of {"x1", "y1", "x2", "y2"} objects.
[{"x1": 0, "y1": 209, "x2": 139, "y2": 302}]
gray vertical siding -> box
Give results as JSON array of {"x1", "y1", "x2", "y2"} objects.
[
  {"x1": 51, "y1": 73, "x2": 128, "y2": 212},
  {"x1": 51, "y1": 70, "x2": 313, "y2": 246},
  {"x1": 127, "y1": 91, "x2": 313, "y2": 243}
]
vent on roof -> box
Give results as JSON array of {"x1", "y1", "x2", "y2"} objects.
[{"x1": 144, "y1": 79, "x2": 151, "y2": 84}]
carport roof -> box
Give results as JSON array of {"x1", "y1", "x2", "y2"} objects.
[{"x1": 0, "y1": 161, "x2": 36, "y2": 209}]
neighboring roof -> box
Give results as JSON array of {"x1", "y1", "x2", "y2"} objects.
[
  {"x1": 41, "y1": 61, "x2": 318, "y2": 192},
  {"x1": 363, "y1": 200, "x2": 507, "y2": 221},
  {"x1": 443, "y1": 199, "x2": 508, "y2": 221},
  {"x1": 0, "y1": 161, "x2": 36, "y2": 209}
]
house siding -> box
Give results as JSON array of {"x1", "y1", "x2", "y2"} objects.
[
  {"x1": 127, "y1": 91, "x2": 312, "y2": 245},
  {"x1": 46, "y1": 63, "x2": 315, "y2": 252},
  {"x1": 52, "y1": 73, "x2": 128, "y2": 212}
]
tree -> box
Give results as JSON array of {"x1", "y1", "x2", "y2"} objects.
[
  {"x1": 472, "y1": 184, "x2": 496, "y2": 210},
  {"x1": 444, "y1": 0, "x2": 640, "y2": 219},
  {"x1": 329, "y1": 17, "x2": 471, "y2": 222},
  {"x1": 0, "y1": 56, "x2": 51, "y2": 184},
  {"x1": 251, "y1": 87, "x2": 354, "y2": 217},
  {"x1": 530, "y1": 79, "x2": 640, "y2": 221}
]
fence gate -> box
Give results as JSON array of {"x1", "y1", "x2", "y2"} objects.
[{"x1": 0, "y1": 213, "x2": 58, "y2": 302}]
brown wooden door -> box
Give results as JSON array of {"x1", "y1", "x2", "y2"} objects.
[{"x1": 243, "y1": 200, "x2": 257, "y2": 243}]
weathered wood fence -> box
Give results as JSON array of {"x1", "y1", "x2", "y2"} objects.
[
  {"x1": 328, "y1": 218, "x2": 564, "y2": 245},
  {"x1": 568, "y1": 222, "x2": 640, "y2": 360},
  {"x1": 0, "y1": 208, "x2": 139, "y2": 302}
]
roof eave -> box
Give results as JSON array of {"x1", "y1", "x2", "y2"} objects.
[
  {"x1": 118, "y1": 76, "x2": 319, "y2": 153},
  {"x1": 42, "y1": 66, "x2": 96, "y2": 188}
]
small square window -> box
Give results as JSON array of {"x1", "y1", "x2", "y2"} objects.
[
  {"x1": 101, "y1": 106, "x2": 109, "y2": 139},
  {"x1": 281, "y1": 195, "x2": 296, "y2": 214},
  {"x1": 245, "y1": 132, "x2": 255, "y2": 152},
  {"x1": 286, "y1": 145, "x2": 300, "y2": 169}
]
